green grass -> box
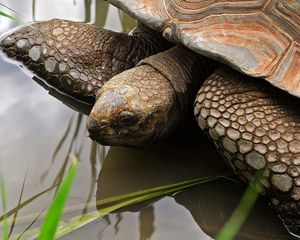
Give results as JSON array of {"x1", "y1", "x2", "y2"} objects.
[
  {"x1": 1, "y1": 157, "x2": 77, "y2": 240},
  {"x1": 216, "y1": 183, "x2": 259, "y2": 240},
  {"x1": 6, "y1": 173, "x2": 227, "y2": 239},
  {"x1": 216, "y1": 171, "x2": 263, "y2": 240},
  {"x1": 49, "y1": 174, "x2": 227, "y2": 239},
  {"x1": 38, "y1": 157, "x2": 77, "y2": 240},
  {"x1": 97, "y1": 174, "x2": 226, "y2": 215},
  {"x1": 0, "y1": 10, "x2": 24, "y2": 23},
  {"x1": 1, "y1": 160, "x2": 261, "y2": 240},
  {"x1": 1, "y1": 175, "x2": 9, "y2": 240}
]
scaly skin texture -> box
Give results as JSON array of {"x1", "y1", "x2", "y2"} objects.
[
  {"x1": 194, "y1": 67, "x2": 300, "y2": 233},
  {"x1": 0, "y1": 19, "x2": 170, "y2": 103},
  {"x1": 88, "y1": 64, "x2": 177, "y2": 146},
  {"x1": 87, "y1": 46, "x2": 217, "y2": 146}
]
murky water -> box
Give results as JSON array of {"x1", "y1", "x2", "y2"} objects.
[{"x1": 0, "y1": 1, "x2": 297, "y2": 239}]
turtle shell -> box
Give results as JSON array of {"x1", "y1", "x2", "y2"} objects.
[{"x1": 108, "y1": 0, "x2": 300, "y2": 97}]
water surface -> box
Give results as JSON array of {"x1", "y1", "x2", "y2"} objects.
[{"x1": 0, "y1": 1, "x2": 296, "y2": 239}]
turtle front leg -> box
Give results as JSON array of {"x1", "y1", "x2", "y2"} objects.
[
  {"x1": 0, "y1": 19, "x2": 169, "y2": 103},
  {"x1": 194, "y1": 66, "x2": 300, "y2": 234}
]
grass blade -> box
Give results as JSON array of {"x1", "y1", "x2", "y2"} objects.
[
  {"x1": 53, "y1": 113, "x2": 82, "y2": 188},
  {"x1": 98, "y1": 176, "x2": 219, "y2": 216},
  {"x1": 97, "y1": 174, "x2": 229, "y2": 206},
  {"x1": 215, "y1": 186, "x2": 259, "y2": 240},
  {"x1": 0, "y1": 184, "x2": 58, "y2": 222},
  {"x1": 8, "y1": 172, "x2": 27, "y2": 238},
  {"x1": 1, "y1": 175, "x2": 9, "y2": 240},
  {"x1": 38, "y1": 157, "x2": 78, "y2": 240},
  {"x1": 216, "y1": 172, "x2": 263, "y2": 240},
  {"x1": 0, "y1": 3, "x2": 28, "y2": 21},
  {"x1": 0, "y1": 10, "x2": 23, "y2": 23},
  {"x1": 52, "y1": 117, "x2": 74, "y2": 164},
  {"x1": 16, "y1": 204, "x2": 48, "y2": 240},
  {"x1": 40, "y1": 116, "x2": 74, "y2": 182},
  {"x1": 56, "y1": 174, "x2": 226, "y2": 237},
  {"x1": 10, "y1": 174, "x2": 227, "y2": 239}
]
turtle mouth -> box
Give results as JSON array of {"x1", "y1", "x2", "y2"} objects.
[
  {"x1": 90, "y1": 131, "x2": 151, "y2": 147},
  {"x1": 97, "y1": 135, "x2": 151, "y2": 147},
  {"x1": 87, "y1": 117, "x2": 151, "y2": 147}
]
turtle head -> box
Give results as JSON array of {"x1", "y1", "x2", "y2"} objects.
[{"x1": 87, "y1": 65, "x2": 180, "y2": 147}]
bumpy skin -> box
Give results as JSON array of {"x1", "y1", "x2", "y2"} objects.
[
  {"x1": 0, "y1": 19, "x2": 170, "y2": 102},
  {"x1": 195, "y1": 67, "x2": 300, "y2": 233},
  {"x1": 88, "y1": 64, "x2": 177, "y2": 146},
  {"x1": 87, "y1": 46, "x2": 217, "y2": 146}
]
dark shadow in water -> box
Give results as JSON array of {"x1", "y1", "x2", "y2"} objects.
[
  {"x1": 139, "y1": 205, "x2": 155, "y2": 240},
  {"x1": 118, "y1": 10, "x2": 137, "y2": 33},
  {"x1": 113, "y1": 213, "x2": 122, "y2": 235},
  {"x1": 96, "y1": 135, "x2": 295, "y2": 240},
  {"x1": 84, "y1": 0, "x2": 92, "y2": 23},
  {"x1": 32, "y1": 0, "x2": 35, "y2": 21},
  {"x1": 94, "y1": 0, "x2": 109, "y2": 27},
  {"x1": 32, "y1": 76, "x2": 93, "y2": 115}
]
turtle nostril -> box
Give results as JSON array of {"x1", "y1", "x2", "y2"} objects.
[{"x1": 87, "y1": 117, "x2": 101, "y2": 139}]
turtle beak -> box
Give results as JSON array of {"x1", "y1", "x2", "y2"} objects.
[
  {"x1": 86, "y1": 117, "x2": 101, "y2": 141},
  {"x1": 86, "y1": 114, "x2": 115, "y2": 145}
]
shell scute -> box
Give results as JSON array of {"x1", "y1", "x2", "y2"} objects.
[{"x1": 109, "y1": 0, "x2": 300, "y2": 96}]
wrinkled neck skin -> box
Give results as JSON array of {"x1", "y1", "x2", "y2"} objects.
[
  {"x1": 129, "y1": 21, "x2": 172, "y2": 63},
  {"x1": 138, "y1": 46, "x2": 218, "y2": 138},
  {"x1": 87, "y1": 46, "x2": 217, "y2": 147},
  {"x1": 131, "y1": 22, "x2": 170, "y2": 48}
]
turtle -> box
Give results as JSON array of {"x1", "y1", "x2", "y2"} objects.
[
  {"x1": 84, "y1": 0, "x2": 299, "y2": 235},
  {"x1": 0, "y1": 0, "x2": 300, "y2": 236}
]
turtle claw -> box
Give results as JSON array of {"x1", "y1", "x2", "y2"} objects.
[
  {"x1": 0, "y1": 24, "x2": 30, "y2": 58},
  {"x1": 0, "y1": 35, "x2": 14, "y2": 48},
  {"x1": 0, "y1": 19, "x2": 101, "y2": 102}
]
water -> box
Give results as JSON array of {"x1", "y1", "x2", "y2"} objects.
[{"x1": 0, "y1": 1, "x2": 296, "y2": 239}]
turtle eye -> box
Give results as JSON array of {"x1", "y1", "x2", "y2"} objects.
[{"x1": 117, "y1": 111, "x2": 138, "y2": 126}]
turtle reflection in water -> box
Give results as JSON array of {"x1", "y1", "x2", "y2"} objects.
[
  {"x1": 0, "y1": 0, "x2": 300, "y2": 236},
  {"x1": 97, "y1": 142, "x2": 292, "y2": 240}
]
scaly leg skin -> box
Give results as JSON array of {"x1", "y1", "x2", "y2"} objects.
[
  {"x1": 0, "y1": 19, "x2": 170, "y2": 103},
  {"x1": 194, "y1": 66, "x2": 300, "y2": 235}
]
